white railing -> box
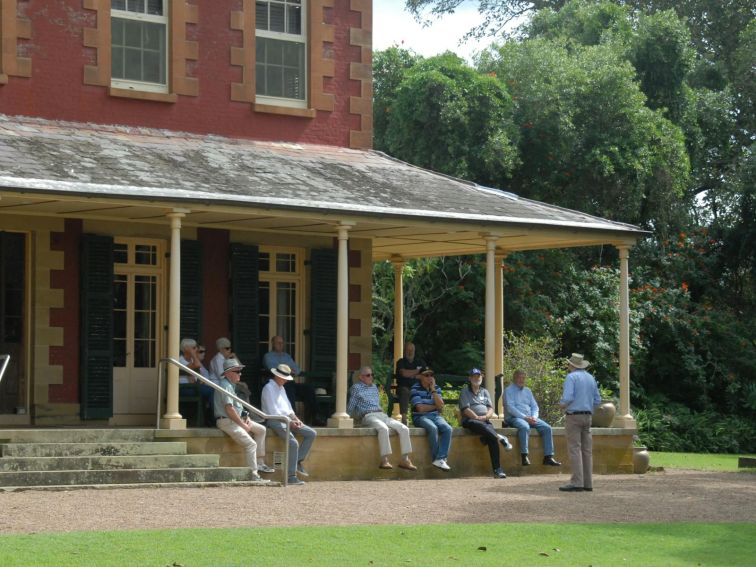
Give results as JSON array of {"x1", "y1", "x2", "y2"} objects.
[
  {"x1": 0, "y1": 354, "x2": 10, "y2": 386},
  {"x1": 156, "y1": 357, "x2": 291, "y2": 486}
]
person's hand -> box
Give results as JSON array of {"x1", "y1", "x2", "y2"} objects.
[{"x1": 526, "y1": 416, "x2": 537, "y2": 425}]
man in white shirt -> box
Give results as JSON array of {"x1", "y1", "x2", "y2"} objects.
[
  {"x1": 209, "y1": 337, "x2": 234, "y2": 385},
  {"x1": 261, "y1": 363, "x2": 317, "y2": 486}
]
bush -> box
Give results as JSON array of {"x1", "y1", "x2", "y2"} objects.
[
  {"x1": 635, "y1": 396, "x2": 756, "y2": 453},
  {"x1": 501, "y1": 333, "x2": 565, "y2": 426}
]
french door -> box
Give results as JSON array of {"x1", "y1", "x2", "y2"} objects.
[{"x1": 0, "y1": 232, "x2": 25, "y2": 415}]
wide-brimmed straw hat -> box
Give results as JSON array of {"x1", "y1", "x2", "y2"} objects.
[
  {"x1": 271, "y1": 363, "x2": 294, "y2": 381},
  {"x1": 222, "y1": 358, "x2": 244, "y2": 373},
  {"x1": 567, "y1": 353, "x2": 590, "y2": 369}
]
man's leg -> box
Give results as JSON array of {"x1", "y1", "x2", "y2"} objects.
[
  {"x1": 565, "y1": 414, "x2": 583, "y2": 487},
  {"x1": 248, "y1": 420, "x2": 267, "y2": 459},
  {"x1": 506, "y1": 417, "x2": 531, "y2": 454},
  {"x1": 295, "y1": 424, "x2": 317, "y2": 464},
  {"x1": 413, "y1": 414, "x2": 440, "y2": 460},
  {"x1": 463, "y1": 419, "x2": 499, "y2": 470},
  {"x1": 432, "y1": 415, "x2": 452, "y2": 462},
  {"x1": 363, "y1": 413, "x2": 392, "y2": 457},
  {"x1": 534, "y1": 418, "x2": 555, "y2": 457},
  {"x1": 580, "y1": 415, "x2": 593, "y2": 489},
  {"x1": 217, "y1": 419, "x2": 258, "y2": 472},
  {"x1": 269, "y1": 420, "x2": 299, "y2": 478},
  {"x1": 387, "y1": 417, "x2": 413, "y2": 456}
]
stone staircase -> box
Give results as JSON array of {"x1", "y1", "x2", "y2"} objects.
[{"x1": 0, "y1": 429, "x2": 274, "y2": 491}]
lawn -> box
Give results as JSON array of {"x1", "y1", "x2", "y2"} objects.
[
  {"x1": 650, "y1": 451, "x2": 756, "y2": 472},
  {"x1": 1, "y1": 523, "x2": 755, "y2": 566}
]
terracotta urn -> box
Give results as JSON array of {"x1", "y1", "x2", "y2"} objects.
[
  {"x1": 633, "y1": 446, "x2": 650, "y2": 474},
  {"x1": 591, "y1": 400, "x2": 616, "y2": 427}
]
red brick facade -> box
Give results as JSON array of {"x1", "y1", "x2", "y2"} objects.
[{"x1": 0, "y1": 0, "x2": 372, "y2": 148}]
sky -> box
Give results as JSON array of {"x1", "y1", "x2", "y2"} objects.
[{"x1": 373, "y1": 0, "x2": 492, "y2": 61}]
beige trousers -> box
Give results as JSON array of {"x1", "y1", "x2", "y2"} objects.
[
  {"x1": 565, "y1": 413, "x2": 593, "y2": 489},
  {"x1": 217, "y1": 417, "x2": 267, "y2": 472},
  {"x1": 362, "y1": 412, "x2": 413, "y2": 457}
]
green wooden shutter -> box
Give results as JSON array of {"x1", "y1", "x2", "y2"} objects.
[
  {"x1": 80, "y1": 234, "x2": 114, "y2": 420},
  {"x1": 179, "y1": 239, "x2": 203, "y2": 342},
  {"x1": 309, "y1": 248, "x2": 337, "y2": 375},
  {"x1": 229, "y1": 243, "x2": 259, "y2": 371}
]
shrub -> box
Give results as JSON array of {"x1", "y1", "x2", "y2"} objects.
[{"x1": 501, "y1": 332, "x2": 565, "y2": 426}]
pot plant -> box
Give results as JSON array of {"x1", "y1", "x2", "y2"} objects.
[
  {"x1": 591, "y1": 385, "x2": 617, "y2": 427},
  {"x1": 632, "y1": 436, "x2": 651, "y2": 474}
]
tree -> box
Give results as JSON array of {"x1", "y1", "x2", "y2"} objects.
[{"x1": 382, "y1": 52, "x2": 520, "y2": 184}]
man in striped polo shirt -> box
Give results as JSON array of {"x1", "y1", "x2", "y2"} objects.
[{"x1": 411, "y1": 368, "x2": 453, "y2": 471}]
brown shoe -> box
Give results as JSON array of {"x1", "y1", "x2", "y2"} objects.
[
  {"x1": 379, "y1": 462, "x2": 393, "y2": 470},
  {"x1": 398, "y1": 460, "x2": 417, "y2": 471}
]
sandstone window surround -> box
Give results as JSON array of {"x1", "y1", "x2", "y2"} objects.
[
  {"x1": 0, "y1": 0, "x2": 32, "y2": 85},
  {"x1": 83, "y1": 0, "x2": 198, "y2": 103}
]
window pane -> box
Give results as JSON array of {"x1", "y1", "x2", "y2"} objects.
[
  {"x1": 287, "y1": 4, "x2": 301, "y2": 34},
  {"x1": 113, "y1": 339, "x2": 127, "y2": 367},
  {"x1": 255, "y1": 2, "x2": 268, "y2": 30},
  {"x1": 113, "y1": 275, "x2": 127, "y2": 310},
  {"x1": 147, "y1": 0, "x2": 164, "y2": 16},
  {"x1": 124, "y1": 48, "x2": 142, "y2": 81},
  {"x1": 256, "y1": 38, "x2": 305, "y2": 100},
  {"x1": 275, "y1": 253, "x2": 296, "y2": 272},
  {"x1": 111, "y1": 18, "x2": 166, "y2": 86},
  {"x1": 142, "y1": 50, "x2": 162, "y2": 84},
  {"x1": 114, "y1": 243, "x2": 128, "y2": 264},
  {"x1": 134, "y1": 339, "x2": 155, "y2": 368},
  {"x1": 134, "y1": 276, "x2": 156, "y2": 311},
  {"x1": 127, "y1": 0, "x2": 145, "y2": 13},
  {"x1": 268, "y1": 66, "x2": 284, "y2": 97},
  {"x1": 135, "y1": 245, "x2": 157, "y2": 266},
  {"x1": 113, "y1": 0, "x2": 126, "y2": 10},
  {"x1": 259, "y1": 252, "x2": 270, "y2": 272},
  {"x1": 270, "y1": 3, "x2": 285, "y2": 32},
  {"x1": 114, "y1": 309, "x2": 127, "y2": 339},
  {"x1": 124, "y1": 20, "x2": 142, "y2": 48}
]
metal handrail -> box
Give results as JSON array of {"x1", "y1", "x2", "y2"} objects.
[
  {"x1": 0, "y1": 354, "x2": 10, "y2": 386},
  {"x1": 156, "y1": 357, "x2": 291, "y2": 487}
]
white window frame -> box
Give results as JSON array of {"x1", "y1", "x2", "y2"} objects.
[
  {"x1": 255, "y1": 0, "x2": 308, "y2": 108},
  {"x1": 258, "y1": 246, "x2": 306, "y2": 367},
  {"x1": 111, "y1": 1, "x2": 170, "y2": 94}
]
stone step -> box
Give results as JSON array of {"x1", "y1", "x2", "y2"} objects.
[
  {"x1": 0, "y1": 479, "x2": 280, "y2": 492},
  {"x1": 0, "y1": 453, "x2": 219, "y2": 472},
  {"x1": 0, "y1": 466, "x2": 256, "y2": 487},
  {"x1": 0, "y1": 429, "x2": 157, "y2": 444},
  {"x1": 0, "y1": 441, "x2": 188, "y2": 458}
]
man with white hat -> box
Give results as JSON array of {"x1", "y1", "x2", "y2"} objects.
[
  {"x1": 261, "y1": 363, "x2": 317, "y2": 486},
  {"x1": 214, "y1": 358, "x2": 274, "y2": 483},
  {"x1": 559, "y1": 353, "x2": 601, "y2": 492}
]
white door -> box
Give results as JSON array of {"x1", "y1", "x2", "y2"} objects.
[{"x1": 111, "y1": 240, "x2": 164, "y2": 425}]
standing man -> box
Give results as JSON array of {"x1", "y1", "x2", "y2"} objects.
[
  {"x1": 411, "y1": 368, "x2": 452, "y2": 471},
  {"x1": 214, "y1": 358, "x2": 274, "y2": 483},
  {"x1": 261, "y1": 363, "x2": 317, "y2": 486},
  {"x1": 505, "y1": 370, "x2": 562, "y2": 467},
  {"x1": 347, "y1": 366, "x2": 417, "y2": 471},
  {"x1": 395, "y1": 342, "x2": 425, "y2": 425},
  {"x1": 262, "y1": 335, "x2": 317, "y2": 424},
  {"x1": 459, "y1": 368, "x2": 512, "y2": 479},
  {"x1": 559, "y1": 353, "x2": 601, "y2": 492}
]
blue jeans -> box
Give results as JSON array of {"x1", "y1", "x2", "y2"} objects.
[
  {"x1": 413, "y1": 413, "x2": 452, "y2": 461},
  {"x1": 268, "y1": 420, "x2": 317, "y2": 477},
  {"x1": 505, "y1": 417, "x2": 554, "y2": 456}
]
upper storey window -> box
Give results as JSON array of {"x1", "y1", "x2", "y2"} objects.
[
  {"x1": 255, "y1": 0, "x2": 306, "y2": 107},
  {"x1": 111, "y1": 0, "x2": 168, "y2": 93}
]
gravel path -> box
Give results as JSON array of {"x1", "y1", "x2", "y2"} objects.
[{"x1": 1, "y1": 470, "x2": 754, "y2": 534}]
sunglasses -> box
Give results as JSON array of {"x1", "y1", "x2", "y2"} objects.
[
  {"x1": 198, "y1": 349, "x2": 206, "y2": 354},
  {"x1": 362, "y1": 373, "x2": 373, "y2": 377}
]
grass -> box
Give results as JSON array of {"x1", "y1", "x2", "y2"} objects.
[
  {"x1": 650, "y1": 451, "x2": 756, "y2": 472},
  {"x1": 1, "y1": 523, "x2": 755, "y2": 566}
]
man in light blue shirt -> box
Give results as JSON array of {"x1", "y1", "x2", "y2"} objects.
[
  {"x1": 559, "y1": 353, "x2": 601, "y2": 492},
  {"x1": 505, "y1": 370, "x2": 561, "y2": 467}
]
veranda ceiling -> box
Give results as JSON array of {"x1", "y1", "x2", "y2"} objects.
[{"x1": 0, "y1": 114, "x2": 646, "y2": 259}]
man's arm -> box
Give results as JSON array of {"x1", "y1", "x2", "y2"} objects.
[
  {"x1": 346, "y1": 384, "x2": 358, "y2": 416},
  {"x1": 559, "y1": 375, "x2": 575, "y2": 409},
  {"x1": 224, "y1": 403, "x2": 249, "y2": 429},
  {"x1": 528, "y1": 389, "x2": 539, "y2": 420},
  {"x1": 505, "y1": 386, "x2": 527, "y2": 419}
]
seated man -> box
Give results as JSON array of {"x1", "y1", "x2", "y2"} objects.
[
  {"x1": 395, "y1": 342, "x2": 425, "y2": 425},
  {"x1": 505, "y1": 369, "x2": 561, "y2": 467},
  {"x1": 209, "y1": 337, "x2": 234, "y2": 384},
  {"x1": 262, "y1": 335, "x2": 317, "y2": 424},
  {"x1": 261, "y1": 363, "x2": 317, "y2": 486},
  {"x1": 459, "y1": 368, "x2": 513, "y2": 479},
  {"x1": 214, "y1": 358, "x2": 274, "y2": 482},
  {"x1": 410, "y1": 368, "x2": 452, "y2": 471},
  {"x1": 178, "y1": 337, "x2": 201, "y2": 383},
  {"x1": 347, "y1": 366, "x2": 416, "y2": 471}
]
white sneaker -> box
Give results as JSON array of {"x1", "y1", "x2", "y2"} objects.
[
  {"x1": 498, "y1": 435, "x2": 513, "y2": 451},
  {"x1": 257, "y1": 463, "x2": 275, "y2": 474},
  {"x1": 432, "y1": 459, "x2": 451, "y2": 471},
  {"x1": 250, "y1": 473, "x2": 271, "y2": 483},
  {"x1": 441, "y1": 459, "x2": 451, "y2": 471}
]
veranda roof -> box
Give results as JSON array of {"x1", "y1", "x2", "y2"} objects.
[{"x1": 0, "y1": 114, "x2": 645, "y2": 259}]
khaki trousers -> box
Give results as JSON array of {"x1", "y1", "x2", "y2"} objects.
[{"x1": 565, "y1": 413, "x2": 593, "y2": 489}]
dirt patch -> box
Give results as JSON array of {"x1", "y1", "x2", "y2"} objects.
[{"x1": 1, "y1": 470, "x2": 754, "y2": 534}]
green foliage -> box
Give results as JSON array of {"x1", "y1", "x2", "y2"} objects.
[
  {"x1": 650, "y1": 451, "x2": 756, "y2": 472},
  {"x1": 636, "y1": 396, "x2": 756, "y2": 454},
  {"x1": 501, "y1": 332, "x2": 565, "y2": 426},
  {"x1": 382, "y1": 52, "x2": 520, "y2": 184}
]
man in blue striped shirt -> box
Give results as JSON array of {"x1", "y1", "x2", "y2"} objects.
[
  {"x1": 347, "y1": 366, "x2": 417, "y2": 471},
  {"x1": 411, "y1": 368, "x2": 452, "y2": 471},
  {"x1": 559, "y1": 353, "x2": 601, "y2": 492}
]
